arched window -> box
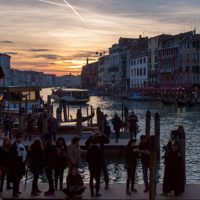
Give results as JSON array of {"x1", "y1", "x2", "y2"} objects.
[
  {"x1": 194, "y1": 52, "x2": 196, "y2": 61},
  {"x1": 163, "y1": 61, "x2": 165, "y2": 69},
  {"x1": 166, "y1": 61, "x2": 169, "y2": 69},
  {"x1": 175, "y1": 60, "x2": 178, "y2": 68},
  {"x1": 197, "y1": 52, "x2": 200, "y2": 61}
]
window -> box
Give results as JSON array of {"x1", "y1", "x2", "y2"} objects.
[
  {"x1": 184, "y1": 43, "x2": 186, "y2": 49},
  {"x1": 170, "y1": 60, "x2": 173, "y2": 69},
  {"x1": 140, "y1": 68, "x2": 142, "y2": 76},
  {"x1": 134, "y1": 60, "x2": 136, "y2": 65},
  {"x1": 166, "y1": 61, "x2": 169, "y2": 69},
  {"x1": 193, "y1": 41, "x2": 196, "y2": 48},
  {"x1": 171, "y1": 50, "x2": 173, "y2": 55},
  {"x1": 131, "y1": 61, "x2": 133, "y2": 65},
  {"x1": 143, "y1": 58, "x2": 146, "y2": 63},
  {"x1": 186, "y1": 75, "x2": 189, "y2": 82},
  {"x1": 176, "y1": 74, "x2": 179, "y2": 82},
  {"x1": 158, "y1": 75, "x2": 160, "y2": 83},
  {"x1": 144, "y1": 67, "x2": 146, "y2": 75},
  {"x1": 187, "y1": 53, "x2": 189, "y2": 61},
  {"x1": 171, "y1": 75, "x2": 173, "y2": 83},
  {"x1": 175, "y1": 60, "x2": 178, "y2": 68},
  {"x1": 131, "y1": 69, "x2": 133, "y2": 77},
  {"x1": 140, "y1": 59, "x2": 142, "y2": 64},
  {"x1": 137, "y1": 69, "x2": 139, "y2": 76},
  {"x1": 197, "y1": 75, "x2": 199, "y2": 82},
  {"x1": 29, "y1": 91, "x2": 36, "y2": 100},
  {"x1": 134, "y1": 69, "x2": 136, "y2": 76},
  {"x1": 197, "y1": 52, "x2": 200, "y2": 61},
  {"x1": 180, "y1": 54, "x2": 182, "y2": 61},
  {"x1": 193, "y1": 75, "x2": 196, "y2": 82},
  {"x1": 194, "y1": 52, "x2": 196, "y2": 60},
  {"x1": 176, "y1": 49, "x2": 178, "y2": 55},
  {"x1": 180, "y1": 75, "x2": 182, "y2": 82},
  {"x1": 179, "y1": 66, "x2": 183, "y2": 72},
  {"x1": 155, "y1": 56, "x2": 157, "y2": 62},
  {"x1": 186, "y1": 66, "x2": 190, "y2": 72},
  {"x1": 149, "y1": 57, "x2": 151, "y2": 63},
  {"x1": 162, "y1": 75, "x2": 165, "y2": 83},
  {"x1": 166, "y1": 51, "x2": 168, "y2": 56},
  {"x1": 163, "y1": 61, "x2": 165, "y2": 69},
  {"x1": 158, "y1": 61, "x2": 160, "y2": 69},
  {"x1": 166, "y1": 74, "x2": 169, "y2": 82},
  {"x1": 187, "y1": 43, "x2": 190, "y2": 49}
]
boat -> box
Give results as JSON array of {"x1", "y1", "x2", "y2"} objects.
[
  {"x1": 176, "y1": 98, "x2": 188, "y2": 106},
  {"x1": 161, "y1": 98, "x2": 175, "y2": 105},
  {"x1": 67, "y1": 110, "x2": 95, "y2": 123},
  {"x1": 188, "y1": 99, "x2": 197, "y2": 106},
  {"x1": 0, "y1": 86, "x2": 43, "y2": 111},
  {"x1": 127, "y1": 93, "x2": 149, "y2": 101},
  {"x1": 51, "y1": 88, "x2": 90, "y2": 104}
]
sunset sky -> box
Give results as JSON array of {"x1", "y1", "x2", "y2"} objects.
[{"x1": 1, "y1": 0, "x2": 200, "y2": 76}]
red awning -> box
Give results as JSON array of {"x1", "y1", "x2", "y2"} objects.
[
  {"x1": 118, "y1": 85, "x2": 126, "y2": 88},
  {"x1": 132, "y1": 86, "x2": 157, "y2": 91},
  {"x1": 158, "y1": 84, "x2": 194, "y2": 91},
  {"x1": 99, "y1": 84, "x2": 109, "y2": 89}
]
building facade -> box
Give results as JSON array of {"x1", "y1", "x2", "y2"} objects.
[
  {"x1": 0, "y1": 53, "x2": 11, "y2": 86},
  {"x1": 130, "y1": 52, "x2": 148, "y2": 88}
]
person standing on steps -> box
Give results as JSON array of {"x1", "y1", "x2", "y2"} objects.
[
  {"x1": 54, "y1": 137, "x2": 67, "y2": 191},
  {"x1": 85, "y1": 130, "x2": 110, "y2": 190},
  {"x1": 86, "y1": 137, "x2": 104, "y2": 197},
  {"x1": 3, "y1": 112, "x2": 16, "y2": 140},
  {"x1": 104, "y1": 114, "x2": 111, "y2": 138},
  {"x1": 112, "y1": 113, "x2": 122, "y2": 143},
  {"x1": 0, "y1": 137, "x2": 12, "y2": 192},
  {"x1": 128, "y1": 111, "x2": 138, "y2": 139},
  {"x1": 63, "y1": 168, "x2": 86, "y2": 199},
  {"x1": 160, "y1": 140, "x2": 185, "y2": 196},
  {"x1": 25, "y1": 113, "x2": 36, "y2": 141},
  {"x1": 124, "y1": 139, "x2": 138, "y2": 195},
  {"x1": 27, "y1": 138, "x2": 44, "y2": 196},
  {"x1": 43, "y1": 132, "x2": 55, "y2": 196},
  {"x1": 138, "y1": 135, "x2": 150, "y2": 193},
  {"x1": 67, "y1": 136, "x2": 87, "y2": 169},
  {"x1": 10, "y1": 132, "x2": 26, "y2": 198},
  {"x1": 48, "y1": 113, "x2": 58, "y2": 143}
]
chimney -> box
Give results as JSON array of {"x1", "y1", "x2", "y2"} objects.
[
  {"x1": 87, "y1": 58, "x2": 88, "y2": 65},
  {"x1": 193, "y1": 30, "x2": 196, "y2": 36},
  {"x1": 139, "y1": 35, "x2": 141, "y2": 38}
]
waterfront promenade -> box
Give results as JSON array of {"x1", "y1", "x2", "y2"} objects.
[{"x1": 0, "y1": 183, "x2": 199, "y2": 200}]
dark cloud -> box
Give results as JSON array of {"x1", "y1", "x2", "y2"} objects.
[
  {"x1": 4, "y1": 52, "x2": 18, "y2": 55},
  {"x1": 29, "y1": 49, "x2": 49, "y2": 52},
  {"x1": 1, "y1": 41, "x2": 13, "y2": 43},
  {"x1": 50, "y1": 63, "x2": 55, "y2": 65},
  {"x1": 34, "y1": 54, "x2": 59, "y2": 59}
]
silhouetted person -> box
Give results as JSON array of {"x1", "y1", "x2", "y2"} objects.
[
  {"x1": 54, "y1": 137, "x2": 67, "y2": 191},
  {"x1": 161, "y1": 140, "x2": 185, "y2": 196},
  {"x1": 10, "y1": 132, "x2": 26, "y2": 197},
  {"x1": 86, "y1": 137, "x2": 104, "y2": 197},
  {"x1": 44, "y1": 133, "x2": 55, "y2": 196},
  {"x1": 125, "y1": 139, "x2": 138, "y2": 195},
  {"x1": 112, "y1": 113, "x2": 122, "y2": 143},
  {"x1": 3, "y1": 112, "x2": 16, "y2": 140},
  {"x1": 0, "y1": 137, "x2": 12, "y2": 192},
  {"x1": 25, "y1": 113, "x2": 36, "y2": 141},
  {"x1": 138, "y1": 135, "x2": 150, "y2": 192},
  {"x1": 27, "y1": 138, "x2": 44, "y2": 196},
  {"x1": 37, "y1": 113, "x2": 43, "y2": 140},
  {"x1": 128, "y1": 111, "x2": 138, "y2": 139},
  {"x1": 48, "y1": 113, "x2": 58, "y2": 142}
]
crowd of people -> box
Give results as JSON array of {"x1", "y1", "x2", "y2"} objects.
[{"x1": 0, "y1": 111, "x2": 185, "y2": 199}]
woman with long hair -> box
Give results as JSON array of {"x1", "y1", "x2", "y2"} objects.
[
  {"x1": 54, "y1": 137, "x2": 67, "y2": 191},
  {"x1": 27, "y1": 138, "x2": 44, "y2": 195},
  {"x1": 0, "y1": 137, "x2": 12, "y2": 192},
  {"x1": 63, "y1": 168, "x2": 86, "y2": 199}
]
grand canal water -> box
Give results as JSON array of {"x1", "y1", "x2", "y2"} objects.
[{"x1": 24, "y1": 88, "x2": 200, "y2": 185}]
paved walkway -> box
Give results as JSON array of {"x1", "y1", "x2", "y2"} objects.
[{"x1": 0, "y1": 183, "x2": 199, "y2": 200}]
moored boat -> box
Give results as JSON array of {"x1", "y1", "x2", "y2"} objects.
[
  {"x1": 176, "y1": 98, "x2": 188, "y2": 106},
  {"x1": 51, "y1": 88, "x2": 90, "y2": 104},
  {"x1": 161, "y1": 98, "x2": 175, "y2": 105},
  {"x1": 188, "y1": 99, "x2": 197, "y2": 106}
]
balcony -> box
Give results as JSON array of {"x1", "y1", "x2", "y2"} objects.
[
  {"x1": 159, "y1": 68, "x2": 174, "y2": 74},
  {"x1": 154, "y1": 50, "x2": 158, "y2": 54},
  {"x1": 121, "y1": 54, "x2": 126, "y2": 59},
  {"x1": 148, "y1": 69, "x2": 158, "y2": 76},
  {"x1": 158, "y1": 43, "x2": 179, "y2": 50},
  {"x1": 148, "y1": 81, "x2": 158, "y2": 85},
  {"x1": 121, "y1": 73, "x2": 126, "y2": 79}
]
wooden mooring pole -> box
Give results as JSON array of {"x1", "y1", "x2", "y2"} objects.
[
  {"x1": 145, "y1": 110, "x2": 151, "y2": 138},
  {"x1": 90, "y1": 106, "x2": 93, "y2": 127},
  {"x1": 124, "y1": 107, "x2": 128, "y2": 128},
  {"x1": 99, "y1": 112, "x2": 104, "y2": 135},
  {"x1": 97, "y1": 107, "x2": 100, "y2": 126},
  {"x1": 87, "y1": 107, "x2": 89, "y2": 127},
  {"x1": 154, "y1": 112, "x2": 160, "y2": 159},
  {"x1": 121, "y1": 104, "x2": 123, "y2": 125},
  {"x1": 77, "y1": 109, "x2": 82, "y2": 138},
  {"x1": 42, "y1": 112, "x2": 48, "y2": 145},
  {"x1": 149, "y1": 135, "x2": 157, "y2": 200},
  {"x1": 18, "y1": 108, "x2": 24, "y2": 133}
]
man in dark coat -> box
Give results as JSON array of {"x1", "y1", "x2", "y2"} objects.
[
  {"x1": 3, "y1": 112, "x2": 16, "y2": 140},
  {"x1": 10, "y1": 132, "x2": 26, "y2": 197},
  {"x1": 112, "y1": 113, "x2": 122, "y2": 143},
  {"x1": 128, "y1": 111, "x2": 138, "y2": 139},
  {"x1": 85, "y1": 130, "x2": 110, "y2": 189},
  {"x1": 44, "y1": 132, "x2": 55, "y2": 196},
  {"x1": 48, "y1": 113, "x2": 58, "y2": 142},
  {"x1": 86, "y1": 137, "x2": 104, "y2": 197},
  {"x1": 161, "y1": 140, "x2": 184, "y2": 196},
  {"x1": 138, "y1": 135, "x2": 150, "y2": 192}
]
